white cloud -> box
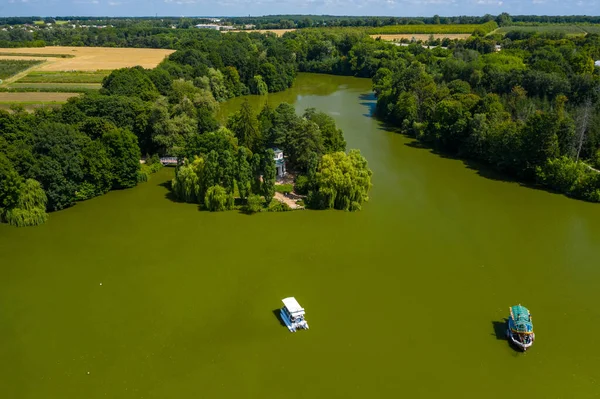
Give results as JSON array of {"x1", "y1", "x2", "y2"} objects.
[
  {"x1": 108, "y1": 1, "x2": 122, "y2": 5},
  {"x1": 73, "y1": 0, "x2": 99, "y2": 3}
]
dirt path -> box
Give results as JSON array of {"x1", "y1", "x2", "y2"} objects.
[{"x1": 274, "y1": 192, "x2": 304, "y2": 210}]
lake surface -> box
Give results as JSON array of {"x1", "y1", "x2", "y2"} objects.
[{"x1": 2, "y1": 73, "x2": 600, "y2": 398}]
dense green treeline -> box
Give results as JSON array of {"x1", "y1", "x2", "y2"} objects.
[
  {"x1": 0, "y1": 107, "x2": 158, "y2": 226},
  {"x1": 374, "y1": 32, "x2": 600, "y2": 201}
]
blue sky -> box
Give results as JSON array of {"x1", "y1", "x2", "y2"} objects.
[{"x1": 1, "y1": 0, "x2": 597, "y2": 18}]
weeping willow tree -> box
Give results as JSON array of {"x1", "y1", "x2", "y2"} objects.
[
  {"x1": 1, "y1": 179, "x2": 48, "y2": 227},
  {"x1": 308, "y1": 150, "x2": 373, "y2": 211},
  {"x1": 171, "y1": 157, "x2": 204, "y2": 203}
]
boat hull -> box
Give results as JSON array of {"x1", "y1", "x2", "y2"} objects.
[
  {"x1": 507, "y1": 329, "x2": 534, "y2": 351},
  {"x1": 280, "y1": 308, "x2": 309, "y2": 332}
]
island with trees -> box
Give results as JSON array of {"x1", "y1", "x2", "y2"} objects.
[{"x1": 2, "y1": 13, "x2": 600, "y2": 226}]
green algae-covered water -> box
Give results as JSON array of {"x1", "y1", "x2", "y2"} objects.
[{"x1": 2, "y1": 73, "x2": 600, "y2": 398}]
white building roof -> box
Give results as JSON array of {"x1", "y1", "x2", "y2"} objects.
[{"x1": 282, "y1": 297, "x2": 305, "y2": 315}]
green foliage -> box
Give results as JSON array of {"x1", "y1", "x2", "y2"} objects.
[
  {"x1": 79, "y1": 140, "x2": 112, "y2": 199},
  {"x1": 0, "y1": 59, "x2": 42, "y2": 80},
  {"x1": 303, "y1": 108, "x2": 346, "y2": 153},
  {"x1": 172, "y1": 157, "x2": 203, "y2": 203},
  {"x1": 267, "y1": 198, "x2": 292, "y2": 212},
  {"x1": 145, "y1": 154, "x2": 163, "y2": 171},
  {"x1": 262, "y1": 149, "x2": 277, "y2": 203},
  {"x1": 32, "y1": 122, "x2": 90, "y2": 211},
  {"x1": 536, "y1": 156, "x2": 600, "y2": 202},
  {"x1": 367, "y1": 23, "x2": 493, "y2": 35},
  {"x1": 0, "y1": 154, "x2": 23, "y2": 210},
  {"x1": 75, "y1": 181, "x2": 97, "y2": 201},
  {"x1": 102, "y1": 66, "x2": 160, "y2": 101},
  {"x1": 137, "y1": 164, "x2": 151, "y2": 183},
  {"x1": 275, "y1": 184, "x2": 294, "y2": 194},
  {"x1": 496, "y1": 25, "x2": 588, "y2": 37},
  {"x1": 102, "y1": 128, "x2": 141, "y2": 189},
  {"x1": 250, "y1": 75, "x2": 268, "y2": 95},
  {"x1": 227, "y1": 99, "x2": 260, "y2": 151},
  {"x1": 245, "y1": 194, "x2": 263, "y2": 213},
  {"x1": 308, "y1": 150, "x2": 373, "y2": 211},
  {"x1": 18, "y1": 70, "x2": 109, "y2": 84},
  {"x1": 294, "y1": 175, "x2": 310, "y2": 195},
  {"x1": 236, "y1": 146, "x2": 252, "y2": 200},
  {"x1": 208, "y1": 68, "x2": 230, "y2": 102},
  {"x1": 149, "y1": 96, "x2": 198, "y2": 156},
  {"x1": 204, "y1": 184, "x2": 229, "y2": 211},
  {"x1": 1, "y1": 178, "x2": 48, "y2": 227}
]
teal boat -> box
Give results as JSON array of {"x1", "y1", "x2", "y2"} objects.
[{"x1": 507, "y1": 305, "x2": 535, "y2": 351}]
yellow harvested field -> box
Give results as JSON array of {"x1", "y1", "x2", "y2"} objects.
[
  {"x1": 228, "y1": 29, "x2": 296, "y2": 36},
  {"x1": 0, "y1": 92, "x2": 80, "y2": 103},
  {"x1": 370, "y1": 33, "x2": 471, "y2": 41},
  {"x1": 0, "y1": 47, "x2": 175, "y2": 71}
]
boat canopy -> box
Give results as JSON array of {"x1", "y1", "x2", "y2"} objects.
[
  {"x1": 282, "y1": 297, "x2": 305, "y2": 316},
  {"x1": 509, "y1": 305, "x2": 533, "y2": 334}
]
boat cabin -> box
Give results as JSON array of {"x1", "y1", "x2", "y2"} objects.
[
  {"x1": 282, "y1": 297, "x2": 305, "y2": 321},
  {"x1": 280, "y1": 297, "x2": 309, "y2": 332}
]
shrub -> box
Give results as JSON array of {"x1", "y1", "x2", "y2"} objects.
[
  {"x1": 246, "y1": 194, "x2": 263, "y2": 213},
  {"x1": 536, "y1": 156, "x2": 600, "y2": 202},
  {"x1": 0, "y1": 179, "x2": 48, "y2": 227},
  {"x1": 294, "y1": 175, "x2": 310, "y2": 195},
  {"x1": 275, "y1": 183, "x2": 294, "y2": 194},
  {"x1": 143, "y1": 154, "x2": 163, "y2": 174},
  {"x1": 149, "y1": 162, "x2": 163, "y2": 173},
  {"x1": 204, "y1": 185, "x2": 229, "y2": 211},
  {"x1": 75, "y1": 182, "x2": 97, "y2": 201},
  {"x1": 267, "y1": 199, "x2": 291, "y2": 212}
]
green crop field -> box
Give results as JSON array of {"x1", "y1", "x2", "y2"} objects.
[
  {"x1": 368, "y1": 21, "x2": 497, "y2": 35},
  {"x1": 368, "y1": 24, "x2": 480, "y2": 34},
  {"x1": 581, "y1": 25, "x2": 600, "y2": 34},
  {"x1": 495, "y1": 25, "x2": 589, "y2": 36},
  {"x1": 0, "y1": 60, "x2": 43, "y2": 80},
  {"x1": 6, "y1": 83, "x2": 101, "y2": 93},
  {"x1": 18, "y1": 70, "x2": 109, "y2": 84}
]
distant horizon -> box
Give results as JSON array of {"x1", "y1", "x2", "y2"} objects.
[
  {"x1": 2, "y1": 0, "x2": 597, "y2": 19},
  {"x1": 4, "y1": 13, "x2": 600, "y2": 19}
]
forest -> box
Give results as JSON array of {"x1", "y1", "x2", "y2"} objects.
[
  {"x1": 1, "y1": 16, "x2": 600, "y2": 226},
  {"x1": 373, "y1": 32, "x2": 600, "y2": 201}
]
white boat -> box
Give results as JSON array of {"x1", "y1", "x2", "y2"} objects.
[{"x1": 280, "y1": 297, "x2": 309, "y2": 332}]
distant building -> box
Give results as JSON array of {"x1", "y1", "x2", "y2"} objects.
[
  {"x1": 273, "y1": 148, "x2": 286, "y2": 177},
  {"x1": 195, "y1": 24, "x2": 220, "y2": 30},
  {"x1": 194, "y1": 24, "x2": 233, "y2": 31},
  {"x1": 244, "y1": 24, "x2": 256, "y2": 30}
]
